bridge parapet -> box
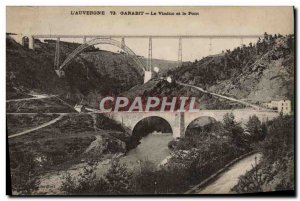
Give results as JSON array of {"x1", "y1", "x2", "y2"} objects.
[
  {"x1": 105, "y1": 110, "x2": 279, "y2": 139},
  {"x1": 184, "y1": 109, "x2": 279, "y2": 130}
]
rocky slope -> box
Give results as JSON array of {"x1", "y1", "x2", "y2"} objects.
[
  {"x1": 209, "y1": 37, "x2": 294, "y2": 104},
  {"x1": 121, "y1": 78, "x2": 245, "y2": 110},
  {"x1": 169, "y1": 34, "x2": 294, "y2": 106},
  {"x1": 123, "y1": 34, "x2": 295, "y2": 110}
]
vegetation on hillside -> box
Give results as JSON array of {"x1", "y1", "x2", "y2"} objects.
[
  {"x1": 168, "y1": 33, "x2": 294, "y2": 103},
  {"x1": 122, "y1": 79, "x2": 246, "y2": 110},
  {"x1": 232, "y1": 114, "x2": 294, "y2": 193},
  {"x1": 58, "y1": 112, "x2": 273, "y2": 195},
  {"x1": 8, "y1": 113, "x2": 131, "y2": 195},
  {"x1": 60, "y1": 160, "x2": 134, "y2": 195},
  {"x1": 6, "y1": 36, "x2": 143, "y2": 104},
  {"x1": 7, "y1": 32, "x2": 295, "y2": 195},
  {"x1": 12, "y1": 112, "x2": 293, "y2": 194}
]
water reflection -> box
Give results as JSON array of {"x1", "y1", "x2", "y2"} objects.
[{"x1": 120, "y1": 132, "x2": 173, "y2": 170}]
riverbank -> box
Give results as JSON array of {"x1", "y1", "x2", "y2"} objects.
[
  {"x1": 37, "y1": 132, "x2": 173, "y2": 195},
  {"x1": 37, "y1": 152, "x2": 124, "y2": 195}
]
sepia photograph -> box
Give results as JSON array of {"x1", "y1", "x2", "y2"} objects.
[{"x1": 6, "y1": 6, "x2": 295, "y2": 196}]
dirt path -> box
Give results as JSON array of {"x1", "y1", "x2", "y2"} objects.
[
  {"x1": 178, "y1": 82, "x2": 263, "y2": 110},
  {"x1": 196, "y1": 153, "x2": 262, "y2": 194},
  {"x1": 7, "y1": 112, "x2": 70, "y2": 115},
  {"x1": 8, "y1": 114, "x2": 66, "y2": 139},
  {"x1": 6, "y1": 94, "x2": 58, "y2": 102}
]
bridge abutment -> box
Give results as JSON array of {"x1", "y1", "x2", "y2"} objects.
[
  {"x1": 180, "y1": 112, "x2": 185, "y2": 138},
  {"x1": 173, "y1": 112, "x2": 185, "y2": 139},
  {"x1": 9, "y1": 34, "x2": 34, "y2": 50},
  {"x1": 28, "y1": 36, "x2": 34, "y2": 50},
  {"x1": 144, "y1": 71, "x2": 152, "y2": 83}
]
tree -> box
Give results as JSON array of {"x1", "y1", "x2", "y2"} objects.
[
  {"x1": 245, "y1": 115, "x2": 265, "y2": 142},
  {"x1": 232, "y1": 115, "x2": 295, "y2": 193},
  {"x1": 60, "y1": 161, "x2": 109, "y2": 195},
  {"x1": 262, "y1": 115, "x2": 294, "y2": 163},
  {"x1": 223, "y1": 113, "x2": 247, "y2": 150},
  {"x1": 60, "y1": 172, "x2": 77, "y2": 194},
  {"x1": 264, "y1": 32, "x2": 269, "y2": 41},
  {"x1": 261, "y1": 122, "x2": 268, "y2": 140},
  {"x1": 223, "y1": 113, "x2": 242, "y2": 134},
  {"x1": 134, "y1": 160, "x2": 157, "y2": 194},
  {"x1": 232, "y1": 159, "x2": 265, "y2": 193},
  {"x1": 11, "y1": 151, "x2": 40, "y2": 195},
  {"x1": 105, "y1": 159, "x2": 133, "y2": 194}
]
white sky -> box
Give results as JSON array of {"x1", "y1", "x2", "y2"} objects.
[{"x1": 7, "y1": 6, "x2": 294, "y2": 61}]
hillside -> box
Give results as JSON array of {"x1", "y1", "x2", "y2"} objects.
[
  {"x1": 121, "y1": 33, "x2": 295, "y2": 110},
  {"x1": 7, "y1": 33, "x2": 294, "y2": 110},
  {"x1": 121, "y1": 79, "x2": 245, "y2": 110},
  {"x1": 6, "y1": 36, "x2": 143, "y2": 105},
  {"x1": 168, "y1": 33, "x2": 295, "y2": 106},
  {"x1": 7, "y1": 35, "x2": 181, "y2": 107},
  {"x1": 140, "y1": 57, "x2": 178, "y2": 76}
]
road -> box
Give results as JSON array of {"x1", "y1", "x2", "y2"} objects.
[
  {"x1": 195, "y1": 153, "x2": 262, "y2": 194},
  {"x1": 6, "y1": 93, "x2": 77, "y2": 139},
  {"x1": 178, "y1": 82, "x2": 262, "y2": 110},
  {"x1": 6, "y1": 94, "x2": 58, "y2": 102},
  {"x1": 7, "y1": 112, "x2": 71, "y2": 115},
  {"x1": 8, "y1": 114, "x2": 66, "y2": 139}
]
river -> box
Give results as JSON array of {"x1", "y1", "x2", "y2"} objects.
[
  {"x1": 120, "y1": 132, "x2": 173, "y2": 170},
  {"x1": 37, "y1": 132, "x2": 260, "y2": 195}
]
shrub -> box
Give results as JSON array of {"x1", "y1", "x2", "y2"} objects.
[
  {"x1": 10, "y1": 151, "x2": 41, "y2": 195},
  {"x1": 60, "y1": 161, "x2": 109, "y2": 195}
]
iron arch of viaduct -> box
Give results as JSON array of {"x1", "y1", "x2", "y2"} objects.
[{"x1": 57, "y1": 37, "x2": 147, "y2": 75}]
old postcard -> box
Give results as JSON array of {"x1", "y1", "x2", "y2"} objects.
[{"x1": 6, "y1": 6, "x2": 295, "y2": 195}]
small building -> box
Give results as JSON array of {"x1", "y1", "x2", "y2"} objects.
[
  {"x1": 264, "y1": 97, "x2": 291, "y2": 115},
  {"x1": 74, "y1": 104, "x2": 86, "y2": 113},
  {"x1": 277, "y1": 99, "x2": 292, "y2": 115}
]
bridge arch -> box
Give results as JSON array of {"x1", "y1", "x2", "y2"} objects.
[
  {"x1": 21, "y1": 36, "x2": 29, "y2": 48},
  {"x1": 132, "y1": 116, "x2": 173, "y2": 136},
  {"x1": 126, "y1": 116, "x2": 173, "y2": 150},
  {"x1": 58, "y1": 37, "x2": 147, "y2": 72},
  {"x1": 185, "y1": 116, "x2": 218, "y2": 137}
]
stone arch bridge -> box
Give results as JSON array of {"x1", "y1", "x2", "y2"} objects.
[{"x1": 105, "y1": 110, "x2": 279, "y2": 139}]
